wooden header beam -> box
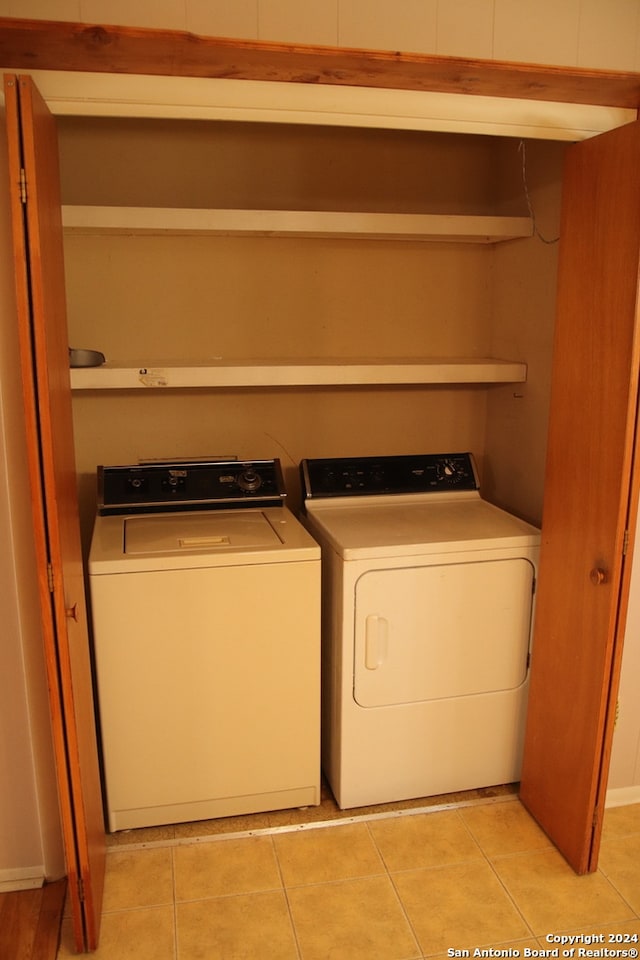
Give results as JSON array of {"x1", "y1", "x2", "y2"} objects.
[{"x1": 0, "y1": 17, "x2": 639, "y2": 109}]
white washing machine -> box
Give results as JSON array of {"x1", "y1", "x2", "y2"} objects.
[
  {"x1": 300, "y1": 452, "x2": 540, "y2": 809},
  {"x1": 89, "y1": 459, "x2": 320, "y2": 831}
]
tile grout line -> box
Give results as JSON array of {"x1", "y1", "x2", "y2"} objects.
[
  {"x1": 364, "y1": 819, "x2": 425, "y2": 959},
  {"x1": 599, "y1": 831, "x2": 640, "y2": 919},
  {"x1": 170, "y1": 846, "x2": 179, "y2": 960},
  {"x1": 269, "y1": 835, "x2": 305, "y2": 960},
  {"x1": 361, "y1": 806, "x2": 549, "y2": 957},
  {"x1": 457, "y1": 808, "x2": 539, "y2": 944},
  {"x1": 592, "y1": 870, "x2": 640, "y2": 923},
  {"x1": 468, "y1": 831, "x2": 640, "y2": 941}
]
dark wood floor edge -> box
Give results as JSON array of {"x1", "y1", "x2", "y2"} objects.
[{"x1": 33, "y1": 878, "x2": 67, "y2": 960}]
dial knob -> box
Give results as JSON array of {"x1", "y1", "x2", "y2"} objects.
[
  {"x1": 237, "y1": 469, "x2": 262, "y2": 492},
  {"x1": 437, "y1": 458, "x2": 461, "y2": 481}
]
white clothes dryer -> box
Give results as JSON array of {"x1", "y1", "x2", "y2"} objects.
[
  {"x1": 89, "y1": 459, "x2": 320, "y2": 831},
  {"x1": 300, "y1": 452, "x2": 540, "y2": 810}
]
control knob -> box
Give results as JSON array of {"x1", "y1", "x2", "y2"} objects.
[
  {"x1": 437, "y1": 458, "x2": 465, "y2": 483},
  {"x1": 237, "y1": 468, "x2": 262, "y2": 492},
  {"x1": 126, "y1": 476, "x2": 148, "y2": 493}
]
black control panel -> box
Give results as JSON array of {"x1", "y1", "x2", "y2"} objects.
[
  {"x1": 97, "y1": 459, "x2": 286, "y2": 515},
  {"x1": 301, "y1": 453, "x2": 479, "y2": 499}
]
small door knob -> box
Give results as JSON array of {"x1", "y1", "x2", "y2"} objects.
[
  {"x1": 65, "y1": 602, "x2": 79, "y2": 622},
  {"x1": 590, "y1": 568, "x2": 607, "y2": 586}
]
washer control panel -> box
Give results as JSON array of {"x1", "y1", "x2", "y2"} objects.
[
  {"x1": 98, "y1": 459, "x2": 286, "y2": 514},
  {"x1": 301, "y1": 452, "x2": 479, "y2": 499}
]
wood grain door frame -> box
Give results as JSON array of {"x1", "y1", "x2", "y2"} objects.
[{"x1": 3, "y1": 73, "x2": 105, "y2": 952}]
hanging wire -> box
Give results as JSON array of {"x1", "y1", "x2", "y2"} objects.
[{"x1": 518, "y1": 140, "x2": 560, "y2": 245}]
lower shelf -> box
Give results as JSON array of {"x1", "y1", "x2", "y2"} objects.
[
  {"x1": 69, "y1": 358, "x2": 527, "y2": 390},
  {"x1": 61, "y1": 207, "x2": 534, "y2": 243}
]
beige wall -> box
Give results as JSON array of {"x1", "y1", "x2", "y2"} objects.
[
  {"x1": 0, "y1": 0, "x2": 638, "y2": 71},
  {"x1": 609, "y1": 529, "x2": 640, "y2": 791},
  {"x1": 484, "y1": 139, "x2": 565, "y2": 525}
]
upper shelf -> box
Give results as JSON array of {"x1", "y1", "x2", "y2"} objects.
[
  {"x1": 61, "y1": 206, "x2": 533, "y2": 243},
  {"x1": 69, "y1": 358, "x2": 527, "y2": 390}
]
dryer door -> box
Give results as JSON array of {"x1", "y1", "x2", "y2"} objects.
[{"x1": 353, "y1": 558, "x2": 534, "y2": 708}]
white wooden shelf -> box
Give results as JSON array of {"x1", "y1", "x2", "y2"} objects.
[
  {"x1": 61, "y1": 206, "x2": 533, "y2": 243},
  {"x1": 69, "y1": 358, "x2": 527, "y2": 390}
]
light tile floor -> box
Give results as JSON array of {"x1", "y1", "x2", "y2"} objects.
[{"x1": 57, "y1": 799, "x2": 640, "y2": 959}]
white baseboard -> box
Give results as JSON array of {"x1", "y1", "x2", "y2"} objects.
[
  {"x1": 0, "y1": 866, "x2": 45, "y2": 893},
  {"x1": 605, "y1": 785, "x2": 640, "y2": 808}
]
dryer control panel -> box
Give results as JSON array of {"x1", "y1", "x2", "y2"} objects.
[
  {"x1": 301, "y1": 452, "x2": 479, "y2": 499},
  {"x1": 98, "y1": 459, "x2": 286, "y2": 514}
]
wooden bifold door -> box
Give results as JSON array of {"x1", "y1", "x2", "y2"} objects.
[
  {"x1": 520, "y1": 117, "x2": 640, "y2": 874},
  {"x1": 4, "y1": 73, "x2": 105, "y2": 952}
]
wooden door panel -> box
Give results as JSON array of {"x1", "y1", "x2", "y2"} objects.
[
  {"x1": 3, "y1": 74, "x2": 105, "y2": 951},
  {"x1": 520, "y1": 118, "x2": 640, "y2": 873}
]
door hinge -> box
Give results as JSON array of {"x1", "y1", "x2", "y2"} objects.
[
  {"x1": 19, "y1": 167, "x2": 27, "y2": 204},
  {"x1": 623, "y1": 529, "x2": 630, "y2": 556},
  {"x1": 77, "y1": 876, "x2": 85, "y2": 902},
  {"x1": 47, "y1": 563, "x2": 54, "y2": 593},
  {"x1": 592, "y1": 805, "x2": 601, "y2": 831}
]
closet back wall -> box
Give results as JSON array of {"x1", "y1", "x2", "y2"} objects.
[{"x1": 57, "y1": 119, "x2": 545, "y2": 540}]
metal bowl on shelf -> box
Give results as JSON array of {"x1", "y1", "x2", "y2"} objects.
[{"x1": 69, "y1": 348, "x2": 106, "y2": 368}]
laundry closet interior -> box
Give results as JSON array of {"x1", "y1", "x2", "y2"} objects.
[
  {"x1": 5, "y1": 33, "x2": 640, "y2": 950},
  {"x1": 59, "y1": 113, "x2": 564, "y2": 546}
]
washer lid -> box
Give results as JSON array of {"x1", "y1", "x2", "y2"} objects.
[
  {"x1": 89, "y1": 506, "x2": 320, "y2": 573},
  {"x1": 124, "y1": 510, "x2": 282, "y2": 555}
]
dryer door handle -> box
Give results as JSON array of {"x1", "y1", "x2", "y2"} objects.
[{"x1": 365, "y1": 615, "x2": 389, "y2": 670}]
